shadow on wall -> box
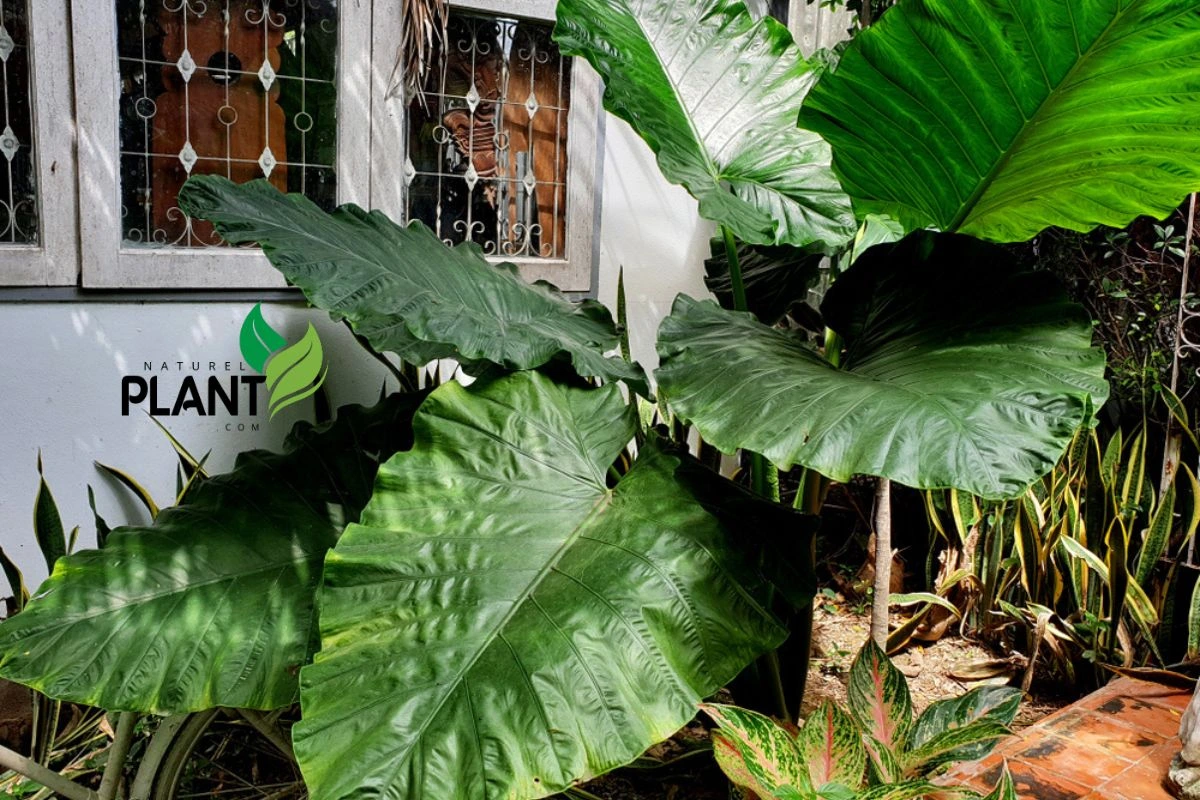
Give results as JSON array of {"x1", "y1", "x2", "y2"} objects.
[{"x1": 0, "y1": 302, "x2": 391, "y2": 585}]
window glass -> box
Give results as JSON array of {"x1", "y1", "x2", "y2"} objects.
[
  {"x1": 0, "y1": 0, "x2": 37, "y2": 245},
  {"x1": 405, "y1": 12, "x2": 571, "y2": 259},
  {"x1": 116, "y1": 0, "x2": 338, "y2": 247}
]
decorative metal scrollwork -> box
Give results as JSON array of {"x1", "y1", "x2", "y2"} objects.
[
  {"x1": 0, "y1": 0, "x2": 39, "y2": 246},
  {"x1": 404, "y1": 11, "x2": 572, "y2": 261},
  {"x1": 116, "y1": 0, "x2": 337, "y2": 248}
]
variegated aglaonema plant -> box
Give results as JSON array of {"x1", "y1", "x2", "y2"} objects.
[{"x1": 705, "y1": 642, "x2": 1021, "y2": 800}]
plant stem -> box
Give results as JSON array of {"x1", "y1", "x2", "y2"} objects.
[
  {"x1": 789, "y1": 327, "x2": 844, "y2": 718},
  {"x1": 871, "y1": 477, "x2": 893, "y2": 648},
  {"x1": 721, "y1": 225, "x2": 773, "y2": 498},
  {"x1": 0, "y1": 744, "x2": 97, "y2": 800},
  {"x1": 237, "y1": 708, "x2": 296, "y2": 762},
  {"x1": 792, "y1": 468, "x2": 826, "y2": 722},
  {"x1": 343, "y1": 320, "x2": 412, "y2": 392},
  {"x1": 723, "y1": 225, "x2": 790, "y2": 718},
  {"x1": 722, "y1": 225, "x2": 749, "y2": 314},
  {"x1": 97, "y1": 712, "x2": 137, "y2": 800}
]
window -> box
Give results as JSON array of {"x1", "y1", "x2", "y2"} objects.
[
  {"x1": 76, "y1": 0, "x2": 371, "y2": 288},
  {"x1": 0, "y1": 0, "x2": 37, "y2": 246},
  {"x1": 115, "y1": 0, "x2": 340, "y2": 248},
  {"x1": 405, "y1": 13, "x2": 572, "y2": 261},
  {"x1": 0, "y1": 0, "x2": 77, "y2": 285},
  {"x1": 391, "y1": 0, "x2": 601, "y2": 292},
  {"x1": 0, "y1": 0, "x2": 600, "y2": 291}
]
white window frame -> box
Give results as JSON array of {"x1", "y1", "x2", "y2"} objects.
[
  {"x1": 74, "y1": 0, "x2": 374, "y2": 289},
  {"x1": 1, "y1": 0, "x2": 79, "y2": 286},
  {"x1": 11, "y1": 0, "x2": 601, "y2": 292},
  {"x1": 380, "y1": 0, "x2": 603, "y2": 292}
]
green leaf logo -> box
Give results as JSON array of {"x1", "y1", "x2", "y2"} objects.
[
  {"x1": 265, "y1": 325, "x2": 328, "y2": 418},
  {"x1": 240, "y1": 303, "x2": 288, "y2": 373},
  {"x1": 239, "y1": 305, "x2": 328, "y2": 418}
]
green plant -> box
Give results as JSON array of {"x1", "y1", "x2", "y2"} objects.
[
  {"x1": 924, "y1": 400, "x2": 1200, "y2": 685},
  {"x1": 0, "y1": 458, "x2": 154, "y2": 800},
  {"x1": 704, "y1": 641, "x2": 1020, "y2": 799},
  {"x1": 1038, "y1": 208, "x2": 1200, "y2": 416},
  {"x1": 0, "y1": 341, "x2": 810, "y2": 800}
]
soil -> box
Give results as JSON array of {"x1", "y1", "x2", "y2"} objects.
[
  {"x1": 575, "y1": 595, "x2": 1076, "y2": 799},
  {"x1": 0, "y1": 679, "x2": 31, "y2": 753},
  {"x1": 803, "y1": 594, "x2": 1071, "y2": 731}
]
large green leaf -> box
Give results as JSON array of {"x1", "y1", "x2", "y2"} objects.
[
  {"x1": 0, "y1": 394, "x2": 423, "y2": 713},
  {"x1": 704, "y1": 239, "x2": 824, "y2": 326},
  {"x1": 674, "y1": 454, "x2": 819, "y2": 611},
  {"x1": 554, "y1": 0, "x2": 855, "y2": 249},
  {"x1": 798, "y1": 0, "x2": 1200, "y2": 243},
  {"x1": 293, "y1": 372, "x2": 785, "y2": 800},
  {"x1": 656, "y1": 234, "x2": 1110, "y2": 499},
  {"x1": 179, "y1": 177, "x2": 645, "y2": 392}
]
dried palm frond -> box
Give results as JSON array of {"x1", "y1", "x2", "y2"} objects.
[{"x1": 391, "y1": 0, "x2": 449, "y2": 105}]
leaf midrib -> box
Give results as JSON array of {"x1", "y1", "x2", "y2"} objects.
[
  {"x1": 619, "y1": 0, "x2": 721, "y2": 184},
  {"x1": 381, "y1": 489, "x2": 615, "y2": 788},
  {"x1": 948, "y1": 3, "x2": 1133, "y2": 231},
  {"x1": 13, "y1": 548, "x2": 323, "y2": 632}
]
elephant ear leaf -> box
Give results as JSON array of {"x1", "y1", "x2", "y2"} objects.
[
  {"x1": 656, "y1": 233, "x2": 1110, "y2": 499},
  {"x1": 704, "y1": 238, "x2": 825, "y2": 326},
  {"x1": 555, "y1": 0, "x2": 855, "y2": 249},
  {"x1": 799, "y1": 0, "x2": 1200, "y2": 243},
  {"x1": 0, "y1": 393, "x2": 425, "y2": 713},
  {"x1": 179, "y1": 176, "x2": 645, "y2": 393},
  {"x1": 293, "y1": 372, "x2": 786, "y2": 800}
]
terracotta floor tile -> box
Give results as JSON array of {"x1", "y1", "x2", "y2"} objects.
[
  {"x1": 1094, "y1": 695, "x2": 1184, "y2": 739},
  {"x1": 937, "y1": 679, "x2": 1191, "y2": 799},
  {"x1": 1047, "y1": 709, "x2": 1165, "y2": 763},
  {"x1": 976, "y1": 758, "x2": 1095, "y2": 799},
  {"x1": 940, "y1": 754, "x2": 1002, "y2": 791},
  {"x1": 1094, "y1": 760, "x2": 1178, "y2": 800},
  {"x1": 1010, "y1": 733, "x2": 1130, "y2": 783},
  {"x1": 1138, "y1": 741, "x2": 1183, "y2": 774}
]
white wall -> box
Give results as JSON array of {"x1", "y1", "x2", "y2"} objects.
[
  {"x1": 0, "y1": 303, "x2": 395, "y2": 585},
  {"x1": 0, "y1": 112, "x2": 710, "y2": 588},
  {"x1": 595, "y1": 117, "x2": 716, "y2": 369}
]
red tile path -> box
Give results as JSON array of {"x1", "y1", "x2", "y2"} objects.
[{"x1": 939, "y1": 677, "x2": 1192, "y2": 799}]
